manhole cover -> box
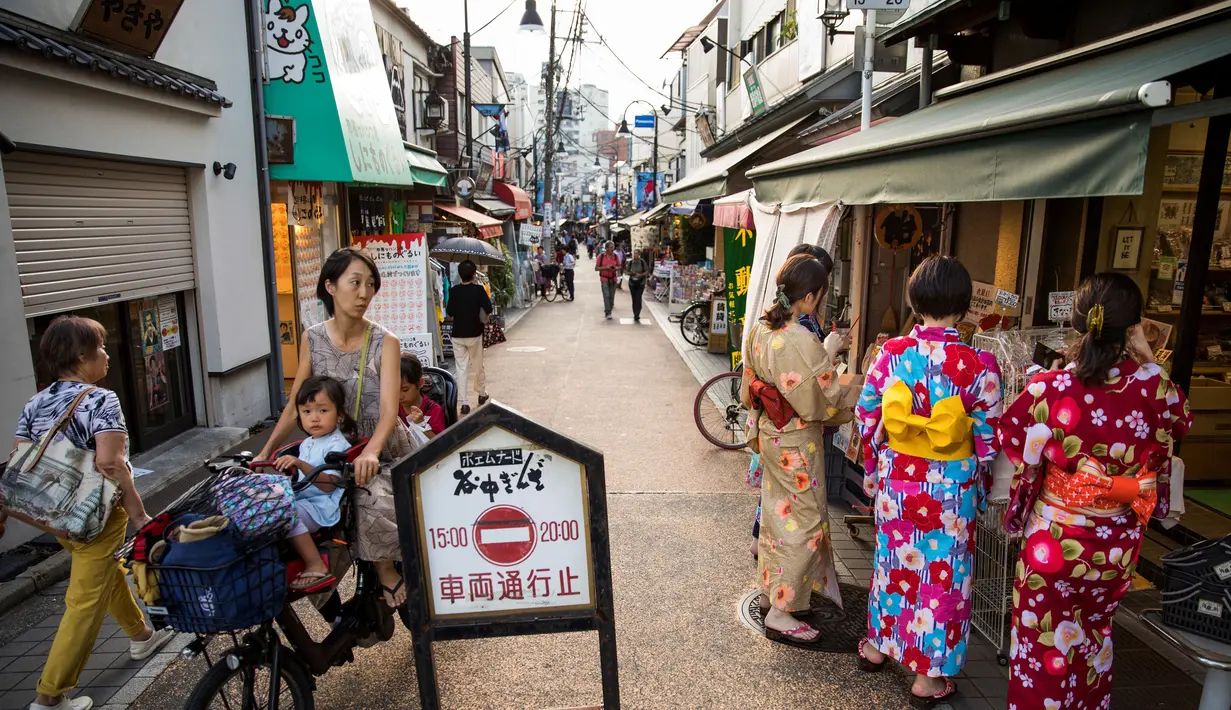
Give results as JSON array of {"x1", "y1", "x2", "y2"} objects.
[
  {"x1": 506, "y1": 346, "x2": 545, "y2": 353},
  {"x1": 737, "y1": 582, "x2": 869, "y2": 653}
]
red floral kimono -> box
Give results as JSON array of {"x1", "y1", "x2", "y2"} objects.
[{"x1": 999, "y1": 360, "x2": 1190, "y2": 710}]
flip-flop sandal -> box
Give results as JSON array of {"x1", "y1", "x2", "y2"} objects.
[
  {"x1": 857, "y1": 640, "x2": 887, "y2": 673},
  {"x1": 909, "y1": 678, "x2": 957, "y2": 709},
  {"x1": 757, "y1": 598, "x2": 814, "y2": 620},
  {"x1": 764, "y1": 623, "x2": 825, "y2": 651},
  {"x1": 382, "y1": 578, "x2": 405, "y2": 608},
  {"x1": 290, "y1": 571, "x2": 336, "y2": 592}
]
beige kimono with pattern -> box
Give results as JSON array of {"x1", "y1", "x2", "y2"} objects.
[{"x1": 741, "y1": 320, "x2": 844, "y2": 612}]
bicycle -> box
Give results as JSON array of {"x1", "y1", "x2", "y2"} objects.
[
  {"x1": 693, "y1": 349, "x2": 748, "y2": 450},
  {"x1": 124, "y1": 448, "x2": 407, "y2": 710},
  {"x1": 676, "y1": 286, "x2": 724, "y2": 348}
]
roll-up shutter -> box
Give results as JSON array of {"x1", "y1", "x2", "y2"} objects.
[{"x1": 6, "y1": 152, "x2": 195, "y2": 317}]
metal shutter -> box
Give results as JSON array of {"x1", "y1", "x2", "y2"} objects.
[{"x1": 6, "y1": 152, "x2": 195, "y2": 317}]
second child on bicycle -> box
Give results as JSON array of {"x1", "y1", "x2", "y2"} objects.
[{"x1": 273, "y1": 375, "x2": 355, "y2": 592}]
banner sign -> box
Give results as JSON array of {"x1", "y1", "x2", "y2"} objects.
[
  {"x1": 636, "y1": 172, "x2": 664, "y2": 211},
  {"x1": 634, "y1": 115, "x2": 656, "y2": 129},
  {"x1": 353, "y1": 233, "x2": 434, "y2": 366},
  {"x1": 723, "y1": 227, "x2": 756, "y2": 360},
  {"x1": 743, "y1": 66, "x2": 767, "y2": 118}
]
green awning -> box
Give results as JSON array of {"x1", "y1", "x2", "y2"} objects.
[
  {"x1": 406, "y1": 146, "x2": 449, "y2": 188},
  {"x1": 749, "y1": 10, "x2": 1231, "y2": 206},
  {"x1": 265, "y1": 0, "x2": 416, "y2": 186},
  {"x1": 662, "y1": 115, "x2": 810, "y2": 202}
]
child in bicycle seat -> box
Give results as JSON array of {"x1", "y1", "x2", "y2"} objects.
[
  {"x1": 273, "y1": 375, "x2": 356, "y2": 592},
  {"x1": 399, "y1": 353, "x2": 445, "y2": 439}
]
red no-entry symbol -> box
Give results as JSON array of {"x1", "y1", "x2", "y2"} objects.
[{"x1": 473, "y1": 505, "x2": 537, "y2": 567}]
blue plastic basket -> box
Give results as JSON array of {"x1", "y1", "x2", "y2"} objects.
[{"x1": 150, "y1": 542, "x2": 285, "y2": 634}]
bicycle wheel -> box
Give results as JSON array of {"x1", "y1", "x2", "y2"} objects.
[
  {"x1": 544, "y1": 277, "x2": 559, "y2": 302},
  {"x1": 680, "y1": 303, "x2": 710, "y2": 347},
  {"x1": 693, "y1": 371, "x2": 748, "y2": 450},
  {"x1": 184, "y1": 646, "x2": 314, "y2": 710}
]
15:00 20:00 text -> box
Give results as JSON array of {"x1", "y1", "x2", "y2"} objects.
[{"x1": 427, "y1": 520, "x2": 580, "y2": 549}]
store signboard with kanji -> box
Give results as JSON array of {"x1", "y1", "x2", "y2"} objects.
[
  {"x1": 723, "y1": 227, "x2": 756, "y2": 360},
  {"x1": 354, "y1": 233, "x2": 433, "y2": 367},
  {"x1": 393, "y1": 402, "x2": 618, "y2": 709},
  {"x1": 416, "y1": 426, "x2": 593, "y2": 617},
  {"x1": 75, "y1": 0, "x2": 185, "y2": 57}
]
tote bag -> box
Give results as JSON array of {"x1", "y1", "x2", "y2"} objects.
[{"x1": 1, "y1": 387, "x2": 122, "y2": 542}]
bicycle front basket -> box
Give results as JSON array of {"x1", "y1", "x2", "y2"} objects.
[{"x1": 152, "y1": 541, "x2": 286, "y2": 634}]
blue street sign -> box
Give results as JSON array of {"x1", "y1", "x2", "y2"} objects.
[{"x1": 634, "y1": 115, "x2": 655, "y2": 129}]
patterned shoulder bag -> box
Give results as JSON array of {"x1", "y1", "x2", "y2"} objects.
[{"x1": 1, "y1": 387, "x2": 122, "y2": 541}]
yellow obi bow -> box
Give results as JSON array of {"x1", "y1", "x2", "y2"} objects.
[{"x1": 883, "y1": 381, "x2": 975, "y2": 461}]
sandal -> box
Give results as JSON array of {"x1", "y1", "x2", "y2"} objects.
[
  {"x1": 290, "y1": 571, "x2": 336, "y2": 592},
  {"x1": 764, "y1": 623, "x2": 825, "y2": 651},
  {"x1": 381, "y1": 578, "x2": 406, "y2": 608},
  {"x1": 909, "y1": 678, "x2": 957, "y2": 709},
  {"x1": 857, "y1": 640, "x2": 886, "y2": 673}
]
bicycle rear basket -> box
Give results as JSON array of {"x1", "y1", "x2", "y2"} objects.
[
  {"x1": 151, "y1": 541, "x2": 286, "y2": 634},
  {"x1": 1161, "y1": 535, "x2": 1231, "y2": 644}
]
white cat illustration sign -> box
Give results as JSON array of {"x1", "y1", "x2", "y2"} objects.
[{"x1": 264, "y1": 0, "x2": 312, "y2": 84}]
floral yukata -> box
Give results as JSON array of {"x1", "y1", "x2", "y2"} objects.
[
  {"x1": 855, "y1": 326, "x2": 1003, "y2": 677},
  {"x1": 999, "y1": 360, "x2": 1190, "y2": 709},
  {"x1": 741, "y1": 320, "x2": 845, "y2": 613}
]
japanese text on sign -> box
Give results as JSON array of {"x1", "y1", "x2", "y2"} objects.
[
  {"x1": 1048, "y1": 291, "x2": 1074, "y2": 322},
  {"x1": 417, "y1": 427, "x2": 593, "y2": 617},
  {"x1": 354, "y1": 234, "x2": 433, "y2": 367}
]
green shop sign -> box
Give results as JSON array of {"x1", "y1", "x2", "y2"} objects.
[
  {"x1": 263, "y1": 0, "x2": 416, "y2": 185},
  {"x1": 743, "y1": 67, "x2": 767, "y2": 118},
  {"x1": 723, "y1": 226, "x2": 756, "y2": 366}
]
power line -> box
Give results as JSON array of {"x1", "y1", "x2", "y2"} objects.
[
  {"x1": 472, "y1": 0, "x2": 518, "y2": 36},
  {"x1": 581, "y1": 13, "x2": 710, "y2": 112}
]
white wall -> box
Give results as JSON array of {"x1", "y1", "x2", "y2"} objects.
[
  {"x1": 0, "y1": 157, "x2": 36, "y2": 446},
  {"x1": 0, "y1": 0, "x2": 271, "y2": 426}
]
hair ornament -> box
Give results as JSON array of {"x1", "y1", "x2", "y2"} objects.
[
  {"x1": 1087, "y1": 304, "x2": 1105, "y2": 339},
  {"x1": 775, "y1": 284, "x2": 791, "y2": 309}
]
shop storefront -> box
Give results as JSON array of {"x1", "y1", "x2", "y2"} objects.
[
  {"x1": 748, "y1": 9, "x2": 1231, "y2": 548},
  {"x1": 262, "y1": 0, "x2": 448, "y2": 383}
]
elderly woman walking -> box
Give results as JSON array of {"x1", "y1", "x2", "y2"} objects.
[
  {"x1": 854, "y1": 256, "x2": 1004, "y2": 708},
  {"x1": 740, "y1": 254, "x2": 845, "y2": 648},
  {"x1": 258, "y1": 247, "x2": 417, "y2": 608},
  {"x1": 9, "y1": 316, "x2": 175, "y2": 710}
]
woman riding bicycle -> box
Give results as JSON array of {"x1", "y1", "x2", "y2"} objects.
[{"x1": 257, "y1": 248, "x2": 418, "y2": 608}]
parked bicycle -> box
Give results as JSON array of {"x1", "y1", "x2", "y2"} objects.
[
  {"x1": 119, "y1": 446, "x2": 407, "y2": 710},
  {"x1": 693, "y1": 347, "x2": 748, "y2": 450},
  {"x1": 672, "y1": 285, "x2": 724, "y2": 348}
]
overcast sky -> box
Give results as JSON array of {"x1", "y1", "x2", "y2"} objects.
[{"x1": 396, "y1": 0, "x2": 716, "y2": 134}]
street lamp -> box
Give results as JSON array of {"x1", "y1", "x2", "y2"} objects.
[
  {"x1": 556, "y1": 140, "x2": 567, "y2": 155},
  {"x1": 519, "y1": 1, "x2": 545, "y2": 32},
  {"x1": 617, "y1": 100, "x2": 659, "y2": 209}
]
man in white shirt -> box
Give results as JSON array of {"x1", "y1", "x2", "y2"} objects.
[{"x1": 561, "y1": 245, "x2": 577, "y2": 300}]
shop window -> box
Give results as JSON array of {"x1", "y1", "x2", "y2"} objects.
[{"x1": 26, "y1": 294, "x2": 196, "y2": 454}]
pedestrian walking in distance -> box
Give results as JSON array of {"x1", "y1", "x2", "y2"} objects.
[
  {"x1": 625, "y1": 248, "x2": 649, "y2": 322},
  {"x1": 447, "y1": 259, "x2": 492, "y2": 415},
  {"x1": 596, "y1": 240, "x2": 621, "y2": 320},
  {"x1": 562, "y1": 244, "x2": 577, "y2": 300}
]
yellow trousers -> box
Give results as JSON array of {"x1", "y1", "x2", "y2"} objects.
[{"x1": 37, "y1": 509, "x2": 146, "y2": 698}]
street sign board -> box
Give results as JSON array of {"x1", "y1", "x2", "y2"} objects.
[
  {"x1": 393, "y1": 401, "x2": 619, "y2": 710},
  {"x1": 634, "y1": 115, "x2": 656, "y2": 129},
  {"x1": 415, "y1": 427, "x2": 594, "y2": 617},
  {"x1": 845, "y1": 0, "x2": 910, "y2": 9}
]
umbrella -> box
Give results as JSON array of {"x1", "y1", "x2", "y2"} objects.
[{"x1": 430, "y1": 236, "x2": 505, "y2": 265}]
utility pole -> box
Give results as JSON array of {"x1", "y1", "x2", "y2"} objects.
[
  {"x1": 860, "y1": 8, "x2": 876, "y2": 131},
  {"x1": 463, "y1": 1, "x2": 473, "y2": 179},
  {"x1": 543, "y1": 1, "x2": 557, "y2": 253},
  {"x1": 652, "y1": 116, "x2": 659, "y2": 207}
]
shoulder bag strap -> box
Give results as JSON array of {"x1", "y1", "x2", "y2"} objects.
[
  {"x1": 353, "y1": 325, "x2": 373, "y2": 421},
  {"x1": 25, "y1": 386, "x2": 97, "y2": 469}
]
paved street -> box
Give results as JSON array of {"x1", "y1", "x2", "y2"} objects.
[
  {"x1": 0, "y1": 265, "x2": 1205, "y2": 710},
  {"x1": 125, "y1": 263, "x2": 916, "y2": 709}
]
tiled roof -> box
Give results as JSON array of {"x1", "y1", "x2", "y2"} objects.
[{"x1": 0, "y1": 9, "x2": 231, "y2": 109}]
